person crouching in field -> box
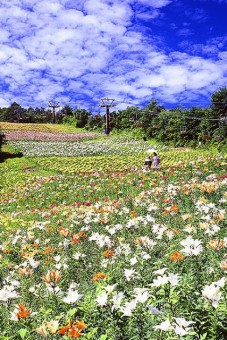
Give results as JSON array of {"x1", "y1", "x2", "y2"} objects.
[
  {"x1": 153, "y1": 152, "x2": 160, "y2": 169},
  {"x1": 144, "y1": 156, "x2": 152, "y2": 169}
]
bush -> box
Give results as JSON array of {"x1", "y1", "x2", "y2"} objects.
[
  {"x1": 0, "y1": 130, "x2": 6, "y2": 151},
  {"x1": 62, "y1": 115, "x2": 79, "y2": 127}
]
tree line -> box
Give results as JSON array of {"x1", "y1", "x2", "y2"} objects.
[{"x1": 0, "y1": 87, "x2": 227, "y2": 147}]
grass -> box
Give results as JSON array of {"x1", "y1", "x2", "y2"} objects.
[
  {"x1": 0, "y1": 122, "x2": 86, "y2": 133},
  {"x1": 0, "y1": 145, "x2": 57, "y2": 188}
]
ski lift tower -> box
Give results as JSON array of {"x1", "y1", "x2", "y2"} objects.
[
  {"x1": 48, "y1": 100, "x2": 60, "y2": 124},
  {"x1": 100, "y1": 98, "x2": 116, "y2": 135}
]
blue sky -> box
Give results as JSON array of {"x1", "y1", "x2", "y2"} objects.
[{"x1": 0, "y1": 0, "x2": 226, "y2": 112}]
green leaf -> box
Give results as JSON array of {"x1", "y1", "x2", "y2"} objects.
[
  {"x1": 67, "y1": 307, "x2": 77, "y2": 317},
  {"x1": 200, "y1": 333, "x2": 208, "y2": 340},
  {"x1": 85, "y1": 327, "x2": 98, "y2": 339},
  {"x1": 18, "y1": 329, "x2": 27, "y2": 340},
  {"x1": 55, "y1": 313, "x2": 65, "y2": 320},
  {"x1": 99, "y1": 335, "x2": 108, "y2": 340},
  {"x1": 40, "y1": 307, "x2": 52, "y2": 315}
]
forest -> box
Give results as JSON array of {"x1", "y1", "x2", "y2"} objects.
[{"x1": 0, "y1": 87, "x2": 227, "y2": 148}]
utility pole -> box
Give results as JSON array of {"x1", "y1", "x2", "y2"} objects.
[
  {"x1": 48, "y1": 100, "x2": 60, "y2": 124},
  {"x1": 100, "y1": 98, "x2": 116, "y2": 135}
]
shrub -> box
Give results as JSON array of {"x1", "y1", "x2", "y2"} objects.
[{"x1": 0, "y1": 130, "x2": 5, "y2": 151}]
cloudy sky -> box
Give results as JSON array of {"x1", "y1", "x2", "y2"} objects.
[{"x1": 0, "y1": 0, "x2": 226, "y2": 111}]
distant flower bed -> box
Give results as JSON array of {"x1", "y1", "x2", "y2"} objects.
[
  {"x1": 1, "y1": 122, "x2": 83, "y2": 133},
  {"x1": 32, "y1": 153, "x2": 226, "y2": 173},
  {"x1": 7, "y1": 139, "x2": 158, "y2": 157},
  {"x1": 4, "y1": 130, "x2": 99, "y2": 142}
]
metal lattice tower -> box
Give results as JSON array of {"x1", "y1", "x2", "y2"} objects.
[
  {"x1": 48, "y1": 100, "x2": 60, "y2": 124},
  {"x1": 100, "y1": 98, "x2": 116, "y2": 135}
]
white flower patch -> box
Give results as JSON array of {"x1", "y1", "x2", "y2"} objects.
[
  {"x1": 152, "y1": 223, "x2": 168, "y2": 239},
  {"x1": 8, "y1": 139, "x2": 159, "y2": 157},
  {"x1": 153, "y1": 319, "x2": 173, "y2": 331},
  {"x1": 153, "y1": 318, "x2": 195, "y2": 336},
  {"x1": 124, "y1": 269, "x2": 138, "y2": 281},
  {"x1": 62, "y1": 284, "x2": 83, "y2": 304},
  {"x1": 111, "y1": 292, "x2": 125, "y2": 311},
  {"x1": 148, "y1": 305, "x2": 161, "y2": 314},
  {"x1": 180, "y1": 236, "x2": 203, "y2": 256},
  {"x1": 119, "y1": 299, "x2": 138, "y2": 317},
  {"x1": 202, "y1": 278, "x2": 226, "y2": 308},
  {"x1": 132, "y1": 288, "x2": 149, "y2": 303},
  {"x1": 115, "y1": 243, "x2": 132, "y2": 256},
  {"x1": 0, "y1": 285, "x2": 21, "y2": 302},
  {"x1": 104, "y1": 284, "x2": 117, "y2": 295},
  {"x1": 96, "y1": 292, "x2": 108, "y2": 307},
  {"x1": 89, "y1": 232, "x2": 112, "y2": 248},
  {"x1": 195, "y1": 200, "x2": 218, "y2": 214},
  {"x1": 151, "y1": 273, "x2": 181, "y2": 287},
  {"x1": 174, "y1": 318, "x2": 195, "y2": 336}
]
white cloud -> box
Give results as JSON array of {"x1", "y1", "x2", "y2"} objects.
[
  {"x1": 139, "y1": 0, "x2": 173, "y2": 8},
  {"x1": 136, "y1": 10, "x2": 160, "y2": 21},
  {"x1": 0, "y1": 97, "x2": 10, "y2": 107},
  {"x1": 177, "y1": 28, "x2": 194, "y2": 37},
  {"x1": 0, "y1": 0, "x2": 226, "y2": 109},
  {"x1": 218, "y1": 51, "x2": 227, "y2": 64}
]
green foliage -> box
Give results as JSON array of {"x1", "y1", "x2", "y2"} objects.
[
  {"x1": 0, "y1": 107, "x2": 8, "y2": 121},
  {"x1": 73, "y1": 108, "x2": 92, "y2": 128},
  {"x1": 0, "y1": 103, "x2": 52, "y2": 123},
  {"x1": 86, "y1": 114, "x2": 105, "y2": 131},
  {"x1": 211, "y1": 87, "x2": 227, "y2": 118},
  {"x1": 62, "y1": 114, "x2": 79, "y2": 127},
  {"x1": 0, "y1": 130, "x2": 6, "y2": 151},
  {"x1": 0, "y1": 89, "x2": 227, "y2": 147},
  {"x1": 111, "y1": 127, "x2": 144, "y2": 139},
  {"x1": 61, "y1": 104, "x2": 74, "y2": 116}
]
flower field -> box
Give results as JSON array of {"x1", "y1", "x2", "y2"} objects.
[
  {"x1": 3, "y1": 131, "x2": 100, "y2": 142},
  {"x1": 7, "y1": 138, "x2": 153, "y2": 157},
  {"x1": 1, "y1": 123, "x2": 85, "y2": 133},
  {"x1": 0, "y1": 126, "x2": 227, "y2": 339}
]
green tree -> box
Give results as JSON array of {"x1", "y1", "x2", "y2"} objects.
[
  {"x1": 211, "y1": 87, "x2": 227, "y2": 118},
  {"x1": 114, "y1": 106, "x2": 141, "y2": 130},
  {"x1": 58, "y1": 105, "x2": 73, "y2": 124},
  {"x1": 0, "y1": 129, "x2": 5, "y2": 152},
  {"x1": 139, "y1": 100, "x2": 165, "y2": 137},
  {"x1": 26, "y1": 107, "x2": 35, "y2": 123},
  {"x1": 33, "y1": 107, "x2": 51, "y2": 123},
  {"x1": 86, "y1": 114, "x2": 104, "y2": 130},
  {"x1": 73, "y1": 108, "x2": 92, "y2": 128},
  {"x1": 61, "y1": 105, "x2": 73, "y2": 116},
  {"x1": 5, "y1": 102, "x2": 25, "y2": 122},
  {"x1": 0, "y1": 107, "x2": 8, "y2": 121}
]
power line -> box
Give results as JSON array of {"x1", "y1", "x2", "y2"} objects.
[{"x1": 161, "y1": 114, "x2": 223, "y2": 121}]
